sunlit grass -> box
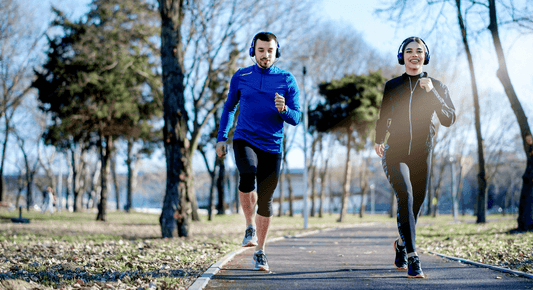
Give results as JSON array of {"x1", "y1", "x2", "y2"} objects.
[
  {"x1": 0, "y1": 208, "x2": 528, "y2": 289},
  {"x1": 417, "y1": 214, "x2": 532, "y2": 273}
]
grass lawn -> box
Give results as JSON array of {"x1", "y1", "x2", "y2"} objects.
[
  {"x1": 416, "y1": 214, "x2": 533, "y2": 274},
  {"x1": 0, "y1": 208, "x2": 530, "y2": 289}
]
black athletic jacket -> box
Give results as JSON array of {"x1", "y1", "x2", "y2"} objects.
[{"x1": 375, "y1": 72, "x2": 456, "y2": 156}]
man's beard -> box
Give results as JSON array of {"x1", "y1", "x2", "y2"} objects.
[{"x1": 258, "y1": 58, "x2": 271, "y2": 69}]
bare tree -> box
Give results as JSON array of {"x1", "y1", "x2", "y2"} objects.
[
  {"x1": 358, "y1": 150, "x2": 372, "y2": 218},
  {"x1": 454, "y1": 0, "x2": 489, "y2": 223},
  {"x1": 0, "y1": 0, "x2": 46, "y2": 202},
  {"x1": 318, "y1": 135, "x2": 334, "y2": 217},
  {"x1": 376, "y1": 0, "x2": 491, "y2": 222},
  {"x1": 487, "y1": 0, "x2": 533, "y2": 231},
  {"x1": 13, "y1": 129, "x2": 40, "y2": 210},
  {"x1": 180, "y1": 0, "x2": 316, "y2": 222},
  {"x1": 110, "y1": 146, "x2": 120, "y2": 211},
  {"x1": 286, "y1": 20, "x2": 387, "y2": 222}
]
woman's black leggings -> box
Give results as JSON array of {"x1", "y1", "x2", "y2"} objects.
[
  {"x1": 382, "y1": 144, "x2": 432, "y2": 253},
  {"x1": 233, "y1": 139, "x2": 282, "y2": 217}
]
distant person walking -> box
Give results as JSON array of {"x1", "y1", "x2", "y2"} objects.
[
  {"x1": 41, "y1": 186, "x2": 55, "y2": 214},
  {"x1": 374, "y1": 37, "x2": 456, "y2": 278},
  {"x1": 216, "y1": 32, "x2": 300, "y2": 272}
]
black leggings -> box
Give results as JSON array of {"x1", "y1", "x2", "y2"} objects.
[
  {"x1": 233, "y1": 139, "x2": 282, "y2": 217},
  {"x1": 382, "y1": 144, "x2": 432, "y2": 253}
]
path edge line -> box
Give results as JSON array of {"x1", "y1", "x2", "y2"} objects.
[
  {"x1": 187, "y1": 223, "x2": 377, "y2": 290},
  {"x1": 428, "y1": 251, "x2": 533, "y2": 279}
]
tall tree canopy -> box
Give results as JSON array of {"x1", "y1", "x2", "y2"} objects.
[
  {"x1": 33, "y1": 0, "x2": 161, "y2": 220},
  {"x1": 309, "y1": 71, "x2": 386, "y2": 140},
  {"x1": 308, "y1": 71, "x2": 387, "y2": 222}
]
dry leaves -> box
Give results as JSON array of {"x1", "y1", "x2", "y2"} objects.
[{"x1": 418, "y1": 219, "x2": 533, "y2": 273}]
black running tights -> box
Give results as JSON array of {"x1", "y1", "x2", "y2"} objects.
[
  {"x1": 233, "y1": 139, "x2": 282, "y2": 217},
  {"x1": 382, "y1": 144, "x2": 432, "y2": 253}
]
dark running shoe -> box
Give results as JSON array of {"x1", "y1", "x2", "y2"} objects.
[
  {"x1": 407, "y1": 255, "x2": 425, "y2": 278},
  {"x1": 393, "y1": 238, "x2": 408, "y2": 270},
  {"x1": 242, "y1": 225, "x2": 258, "y2": 247},
  {"x1": 252, "y1": 249, "x2": 269, "y2": 271}
]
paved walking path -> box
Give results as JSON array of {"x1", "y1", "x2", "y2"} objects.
[{"x1": 191, "y1": 223, "x2": 532, "y2": 290}]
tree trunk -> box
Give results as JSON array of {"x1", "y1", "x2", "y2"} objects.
[
  {"x1": 338, "y1": 128, "x2": 353, "y2": 222},
  {"x1": 309, "y1": 136, "x2": 319, "y2": 217},
  {"x1": 432, "y1": 156, "x2": 447, "y2": 218},
  {"x1": 389, "y1": 187, "x2": 397, "y2": 218},
  {"x1": 185, "y1": 166, "x2": 200, "y2": 221},
  {"x1": 318, "y1": 149, "x2": 329, "y2": 218},
  {"x1": 217, "y1": 157, "x2": 226, "y2": 215},
  {"x1": 96, "y1": 135, "x2": 111, "y2": 221},
  {"x1": 359, "y1": 183, "x2": 368, "y2": 218},
  {"x1": 278, "y1": 164, "x2": 285, "y2": 217},
  {"x1": 432, "y1": 187, "x2": 441, "y2": 218},
  {"x1": 359, "y1": 187, "x2": 367, "y2": 218},
  {"x1": 455, "y1": 0, "x2": 488, "y2": 223},
  {"x1": 159, "y1": 0, "x2": 188, "y2": 238},
  {"x1": 89, "y1": 159, "x2": 102, "y2": 209},
  {"x1": 111, "y1": 147, "x2": 120, "y2": 211},
  {"x1": 457, "y1": 156, "x2": 466, "y2": 216},
  {"x1": 233, "y1": 167, "x2": 239, "y2": 214},
  {"x1": 329, "y1": 172, "x2": 334, "y2": 215},
  {"x1": 22, "y1": 151, "x2": 33, "y2": 210},
  {"x1": 0, "y1": 120, "x2": 9, "y2": 202},
  {"x1": 426, "y1": 172, "x2": 433, "y2": 216},
  {"x1": 125, "y1": 138, "x2": 134, "y2": 212},
  {"x1": 310, "y1": 165, "x2": 317, "y2": 217},
  {"x1": 208, "y1": 158, "x2": 218, "y2": 221},
  {"x1": 287, "y1": 165, "x2": 294, "y2": 217},
  {"x1": 451, "y1": 159, "x2": 458, "y2": 218},
  {"x1": 70, "y1": 146, "x2": 84, "y2": 212},
  {"x1": 359, "y1": 157, "x2": 368, "y2": 218},
  {"x1": 487, "y1": 0, "x2": 533, "y2": 231}
]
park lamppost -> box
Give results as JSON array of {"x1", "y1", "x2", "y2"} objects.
[{"x1": 302, "y1": 65, "x2": 309, "y2": 229}]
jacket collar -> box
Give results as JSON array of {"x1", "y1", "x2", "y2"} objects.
[
  {"x1": 253, "y1": 64, "x2": 276, "y2": 74},
  {"x1": 403, "y1": 71, "x2": 427, "y2": 79}
]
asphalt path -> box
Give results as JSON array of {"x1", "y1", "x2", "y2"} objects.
[{"x1": 192, "y1": 223, "x2": 533, "y2": 290}]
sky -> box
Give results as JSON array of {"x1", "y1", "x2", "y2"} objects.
[{"x1": 24, "y1": 0, "x2": 533, "y2": 172}]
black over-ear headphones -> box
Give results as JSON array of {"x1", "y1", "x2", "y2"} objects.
[
  {"x1": 397, "y1": 37, "x2": 430, "y2": 65},
  {"x1": 249, "y1": 32, "x2": 281, "y2": 58}
]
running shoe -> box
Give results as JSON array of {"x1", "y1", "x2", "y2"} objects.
[
  {"x1": 242, "y1": 225, "x2": 258, "y2": 247},
  {"x1": 407, "y1": 255, "x2": 425, "y2": 278},
  {"x1": 393, "y1": 238, "x2": 408, "y2": 270},
  {"x1": 252, "y1": 249, "x2": 269, "y2": 271}
]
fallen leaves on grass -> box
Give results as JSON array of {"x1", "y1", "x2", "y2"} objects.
[
  {"x1": 0, "y1": 214, "x2": 244, "y2": 290},
  {"x1": 418, "y1": 220, "x2": 533, "y2": 274},
  {"x1": 0, "y1": 237, "x2": 232, "y2": 289}
]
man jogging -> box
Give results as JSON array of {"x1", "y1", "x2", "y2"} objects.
[{"x1": 216, "y1": 32, "x2": 300, "y2": 272}]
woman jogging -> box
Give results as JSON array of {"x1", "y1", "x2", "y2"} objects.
[{"x1": 374, "y1": 36, "x2": 456, "y2": 278}]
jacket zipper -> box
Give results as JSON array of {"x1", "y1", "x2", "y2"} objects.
[{"x1": 408, "y1": 77, "x2": 420, "y2": 155}]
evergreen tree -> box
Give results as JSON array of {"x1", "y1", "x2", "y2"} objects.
[
  {"x1": 309, "y1": 71, "x2": 387, "y2": 221},
  {"x1": 33, "y1": 0, "x2": 161, "y2": 220}
]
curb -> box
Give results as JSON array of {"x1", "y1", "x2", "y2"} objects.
[
  {"x1": 187, "y1": 246, "x2": 251, "y2": 290},
  {"x1": 187, "y1": 223, "x2": 381, "y2": 290},
  {"x1": 428, "y1": 251, "x2": 533, "y2": 279}
]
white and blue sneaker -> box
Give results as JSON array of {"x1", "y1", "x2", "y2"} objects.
[
  {"x1": 407, "y1": 255, "x2": 425, "y2": 278},
  {"x1": 393, "y1": 238, "x2": 408, "y2": 270},
  {"x1": 252, "y1": 249, "x2": 269, "y2": 271},
  {"x1": 242, "y1": 225, "x2": 258, "y2": 247}
]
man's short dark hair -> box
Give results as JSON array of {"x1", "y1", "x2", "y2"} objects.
[{"x1": 254, "y1": 32, "x2": 278, "y2": 47}]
